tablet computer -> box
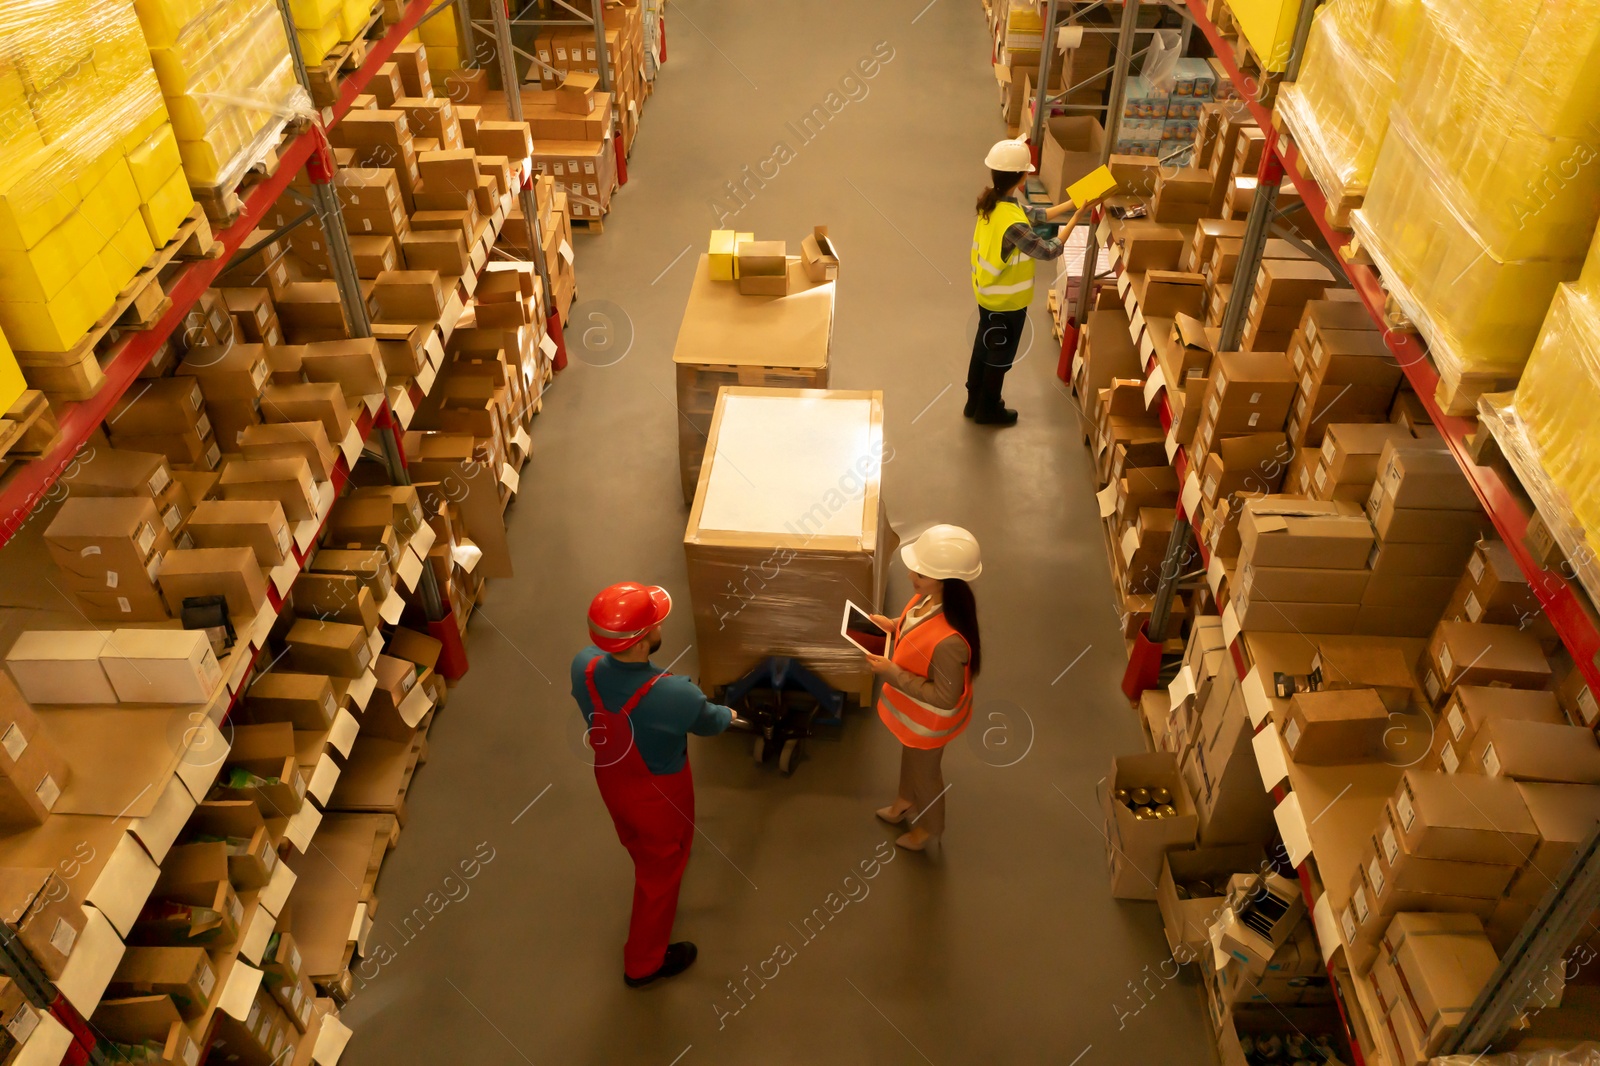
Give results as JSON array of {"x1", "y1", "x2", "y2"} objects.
[{"x1": 841, "y1": 601, "x2": 892, "y2": 657}]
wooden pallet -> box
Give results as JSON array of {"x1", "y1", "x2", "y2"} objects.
[
  {"x1": 11, "y1": 209, "x2": 222, "y2": 402},
  {"x1": 1229, "y1": 34, "x2": 1283, "y2": 107},
  {"x1": 307, "y1": 4, "x2": 386, "y2": 107},
  {"x1": 1273, "y1": 100, "x2": 1364, "y2": 230},
  {"x1": 570, "y1": 215, "x2": 605, "y2": 235},
  {"x1": 0, "y1": 392, "x2": 58, "y2": 464},
  {"x1": 190, "y1": 115, "x2": 304, "y2": 226}
]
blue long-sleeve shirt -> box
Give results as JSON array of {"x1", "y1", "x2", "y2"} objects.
[{"x1": 570, "y1": 647, "x2": 734, "y2": 775}]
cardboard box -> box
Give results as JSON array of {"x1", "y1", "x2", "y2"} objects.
[
  {"x1": 245, "y1": 673, "x2": 339, "y2": 732},
  {"x1": 1421, "y1": 621, "x2": 1551, "y2": 706},
  {"x1": 800, "y1": 227, "x2": 838, "y2": 282},
  {"x1": 219, "y1": 722, "x2": 306, "y2": 815},
  {"x1": 186, "y1": 800, "x2": 279, "y2": 890},
  {"x1": 1039, "y1": 116, "x2": 1106, "y2": 202},
  {"x1": 100, "y1": 628, "x2": 222, "y2": 704},
  {"x1": 1214, "y1": 872, "x2": 1305, "y2": 977},
  {"x1": 1438, "y1": 686, "x2": 1564, "y2": 761},
  {"x1": 1468, "y1": 718, "x2": 1600, "y2": 784},
  {"x1": 1103, "y1": 752, "x2": 1199, "y2": 900},
  {"x1": 1385, "y1": 912, "x2": 1499, "y2": 1054},
  {"x1": 1378, "y1": 441, "x2": 1479, "y2": 511},
  {"x1": 260, "y1": 382, "x2": 353, "y2": 442},
  {"x1": 1511, "y1": 783, "x2": 1600, "y2": 896},
  {"x1": 1369, "y1": 806, "x2": 1518, "y2": 901},
  {"x1": 735, "y1": 240, "x2": 788, "y2": 296},
  {"x1": 157, "y1": 546, "x2": 269, "y2": 619},
  {"x1": 109, "y1": 947, "x2": 217, "y2": 1019},
  {"x1": 1283, "y1": 688, "x2": 1388, "y2": 764},
  {"x1": 1120, "y1": 222, "x2": 1190, "y2": 272},
  {"x1": 1237, "y1": 497, "x2": 1373, "y2": 570},
  {"x1": 1202, "y1": 350, "x2": 1296, "y2": 434},
  {"x1": 1236, "y1": 562, "x2": 1368, "y2": 605},
  {"x1": 186, "y1": 499, "x2": 293, "y2": 567},
  {"x1": 1199, "y1": 433, "x2": 1288, "y2": 504},
  {"x1": 1157, "y1": 845, "x2": 1262, "y2": 958},
  {"x1": 1391, "y1": 769, "x2": 1538, "y2": 866},
  {"x1": 5, "y1": 631, "x2": 116, "y2": 704},
  {"x1": 0, "y1": 867, "x2": 83, "y2": 978},
  {"x1": 238, "y1": 422, "x2": 338, "y2": 482},
  {"x1": 283, "y1": 619, "x2": 372, "y2": 678},
  {"x1": 92, "y1": 996, "x2": 201, "y2": 1066},
  {"x1": 219, "y1": 456, "x2": 318, "y2": 522}
]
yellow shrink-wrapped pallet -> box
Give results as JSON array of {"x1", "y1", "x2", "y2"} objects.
[
  {"x1": 0, "y1": 0, "x2": 193, "y2": 354},
  {"x1": 415, "y1": 9, "x2": 460, "y2": 71},
  {"x1": 1274, "y1": 0, "x2": 1420, "y2": 205},
  {"x1": 1350, "y1": 0, "x2": 1600, "y2": 383},
  {"x1": 134, "y1": 0, "x2": 310, "y2": 191},
  {"x1": 1496, "y1": 285, "x2": 1600, "y2": 587},
  {"x1": 0, "y1": 325, "x2": 25, "y2": 414}
]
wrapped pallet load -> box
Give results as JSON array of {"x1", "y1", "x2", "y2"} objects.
[
  {"x1": 131, "y1": 0, "x2": 309, "y2": 195},
  {"x1": 0, "y1": 0, "x2": 193, "y2": 353},
  {"x1": 1349, "y1": 0, "x2": 1600, "y2": 405},
  {"x1": 1273, "y1": 0, "x2": 1420, "y2": 214}
]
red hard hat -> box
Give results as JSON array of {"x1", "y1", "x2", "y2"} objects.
[{"x1": 587, "y1": 582, "x2": 672, "y2": 652}]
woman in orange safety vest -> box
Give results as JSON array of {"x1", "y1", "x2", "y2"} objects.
[{"x1": 861, "y1": 525, "x2": 984, "y2": 852}]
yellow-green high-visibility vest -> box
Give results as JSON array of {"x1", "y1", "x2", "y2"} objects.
[{"x1": 970, "y1": 200, "x2": 1035, "y2": 311}]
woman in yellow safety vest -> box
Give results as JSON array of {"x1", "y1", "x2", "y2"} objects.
[
  {"x1": 861, "y1": 525, "x2": 984, "y2": 852},
  {"x1": 968, "y1": 138, "x2": 1093, "y2": 426}
]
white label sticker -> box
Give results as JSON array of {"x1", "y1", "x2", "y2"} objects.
[
  {"x1": 117, "y1": 596, "x2": 131, "y2": 613},
  {"x1": 1468, "y1": 552, "x2": 1486, "y2": 583},
  {"x1": 1396, "y1": 788, "x2": 1416, "y2": 831},
  {"x1": 104, "y1": 570, "x2": 119, "y2": 589},
  {"x1": 1352, "y1": 884, "x2": 1370, "y2": 923},
  {"x1": 1367, "y1": 857, "x2": 1385, "y2": 895},
  {"x1": 0, "y1": 724, "x2": 26, "y2": 762},
  {"x1": 49, "y1": 916, "x2": 77, "y2": 955},
  {"x1": 1580, "y1": 687, "x2": 1599, "y2": 726},
  {"x1": 1441, "y1": 743, "x2": 1460, "y2": 773},
  {"x1": 1465, "y1": 591, "x2": 1483, "y2": 622},
  {"x1": 1439, "y1": 644, "x2": 1455, "y2": 678},
  {"x1": 1381, "y1": 826, "x2": 1399, "y2": 864},
  {"x1": 34, "y1": 773, "x2": 59, "y2": 810},
  {"x1": 1483, "y1": 742, "x2": 1502, "y2": 776},
  {"x1": 136, "y1": 523, "x2": 157, "y2": 555},
  {"x1": 183, "y1": 1039, "x2": 200, "y2": 1066},
  {"x1": 1285, "y1": 718, "x2": 1302, "y2": 752},
  {"x1": 1341, "y1": 907, "x2": 1357, "y2": 942},
  {"x1": 1424, "y1": 671, "x2": 1441, "y2": 703},
  {"x1": 6, "y1": 1005, "x2": 38, "y2": 1045},
  {"x1": 1446, "y1": 704, "x2": 1467, "y2": 740}
]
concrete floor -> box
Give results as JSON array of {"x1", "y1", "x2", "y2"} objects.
[{"x1": 339, "y1": 2, "x2": 1217, "y2": 1063}]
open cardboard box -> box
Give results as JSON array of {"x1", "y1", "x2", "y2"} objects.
[{"x1": 1102, "y1": 751, "x2": 1198, "y2": 900}]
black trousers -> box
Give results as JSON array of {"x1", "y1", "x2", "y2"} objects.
[{"x1": 966, "y1": 307, "x2": 1029, "y2": 410}]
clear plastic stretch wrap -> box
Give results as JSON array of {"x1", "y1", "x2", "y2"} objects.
[
  {"x1": 135, "y1": 0, "x2": 310, "y2": 190},
  {"x1": 1351, "y1": 0, "x2": 1600, "y2": 381},
  {"x1": 0, "y1": 0, "x2": 194, "y2": 353},
  {"x1": 683, "y1": 390, "x2": 895, "y2": 705},
  {"x1": 1274, "y1": 0, "x2": 1418, "y2": 199},
  {"x1": 287, "y1": 0, "x2": 373, "y2": 66},
  {"x1": 1479, "y1": 284, "x2": 1600, "y2": 604}
]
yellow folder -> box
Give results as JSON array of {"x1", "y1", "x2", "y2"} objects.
[{"x1": 1067, "y1": 165, "x2": 1118, "y2": 207}]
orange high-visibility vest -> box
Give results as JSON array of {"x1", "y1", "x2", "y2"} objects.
[{"x1": 876, "y1": 596, "x2": 973, "y2": 750}]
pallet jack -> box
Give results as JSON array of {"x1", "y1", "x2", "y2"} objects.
[{"x1": 722, "y1": 656, "x2": 848, "y2": 776}]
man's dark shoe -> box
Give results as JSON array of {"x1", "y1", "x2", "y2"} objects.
[
  {"x1": 962, "y1": 392, "x2": 978, "y2": 417},
  {"x1": 974, "y1": 405, "x2": 1019, "y2": 426},
  {"x1": 625, "y1": 942, "x2": 698, "y2": 988}
]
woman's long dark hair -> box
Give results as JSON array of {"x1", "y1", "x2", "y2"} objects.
[
  {"x1": 941, "y1": 579, "x2": 982, "y2": 676},
  {"x1": 976, "y1": 169, "x2": 1025, "y2": 220}
]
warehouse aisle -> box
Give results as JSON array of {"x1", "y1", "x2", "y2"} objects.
[{"x1": 340, "y1": 3, "x2": 1215, "y2": 1063}]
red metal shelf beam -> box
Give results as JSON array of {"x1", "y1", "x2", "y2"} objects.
[
  {"x1": 0, "y1": 0, "x2": 439, "y2": 548},
  {"x1": 1182, "y1": 0, "x2": 1600, "y2": 695}
]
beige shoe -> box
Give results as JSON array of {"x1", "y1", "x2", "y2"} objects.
[
  {"x1": 875, "y1": 803, "x2": 911, "y2": 825},
  {"x1": 896, "y1": 828, "x2": 934, "y2": 851}
]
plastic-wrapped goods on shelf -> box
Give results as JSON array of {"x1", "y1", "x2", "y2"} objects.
[
  {"x1": 1351, "y1": 110, "x2": 1591, "y2": 379},
  {"x1": 288, "y1": 0, "x2": 372, "y2": 65},
  {"x1": 1435, "y1": 1047, "x2": 1600, "y2": 1066},
  {"x1": 0, "y1": 0, "x2": 194, "y2": 353},
  {"x1": 1581, "y1": 224, "x2": 1600, "y2": 299},
  {"x1": 1349, "y1": 0, "x2": 1600, "y2": 381},
  {"x1": 134, "y1": 0, "x2": 311, "y2": 191},
  {"x1": 1505, "y1": 285, "x2": 1600, "y2": 561},
  {"x1": 1273, "y1": 0, "x2": 1419, "y2": 203}
]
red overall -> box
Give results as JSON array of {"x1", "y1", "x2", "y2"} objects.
[{"x1": 584, "y1": 659, "x2": 696, "y2": 979}]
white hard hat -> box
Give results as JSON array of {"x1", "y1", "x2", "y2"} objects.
[
  {"x1": 901, "y1": 524, "x2": 983, "y2": 581},
  {"x1": 984, "y1": 138, "x2": 1036, "y2": 173}
]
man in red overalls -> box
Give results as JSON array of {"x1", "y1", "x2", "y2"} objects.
[{"x1": 571, "y1": 582, "x2": 736, "y2": 987}]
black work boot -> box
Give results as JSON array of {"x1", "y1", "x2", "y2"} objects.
[
  {"x1": 625, "y1": 942, "x2": 698, "y2": 988},
  {"x1": 973, "y1": 367, "x2": 1018, "y2": 426}
]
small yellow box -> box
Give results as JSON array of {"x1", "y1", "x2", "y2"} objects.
[
  {"x1": 130, "y1": 0, "x2": 208, "y2": 49},
  {"x1": 79, "y1": 159, "x2": 142, "y2": 241},
  {"x1": 0, "y1": 325, "x2": 25, "y2": 415},
  {"x1": 427, "y1": 46, "x2": 461, "y2": 71},
  {"x1": 0, "y1": 211, "x2": 100, "y2": 303},
  {"x1": 141, "y1": 168, "x2": 194, "y2": 247},
  {"x1": 709, "y1": 230, "x2": 738, "y2": 281},
  {"x1": 128, "y1": 124, "x2": 184, "y2": 200},
  {"x1": 420, "y1": 10, "x2": 459, "y2": 46},
  {"x1": 0, "y1": 150, "x2": 80, "y2": 251},
  {"x1": 297, "y1": 23, "x2": 342, "y2": 66},
  {"x1": 101, "y1": 212, "x2": 157, "y2": 294},
  {"x1": 289, "y1": 0, "x2": 341, "y2": 26},
  {"x1": 339, "y1": 0, "x2": 371, "y2": 38},
  {"x1": 1226, "y1": 0, "x2": 1303, "y2": 73},
  {"x1": 121, "y1": 106, "x2": 174, "y2": 158},
  {"x1": 0, "y1": 256, "x2": 116, "y2": 352}
]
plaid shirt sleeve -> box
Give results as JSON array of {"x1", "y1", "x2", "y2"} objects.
[{"x1": 1002, "y1": 221, "x2": 1067, "y2": 262}]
